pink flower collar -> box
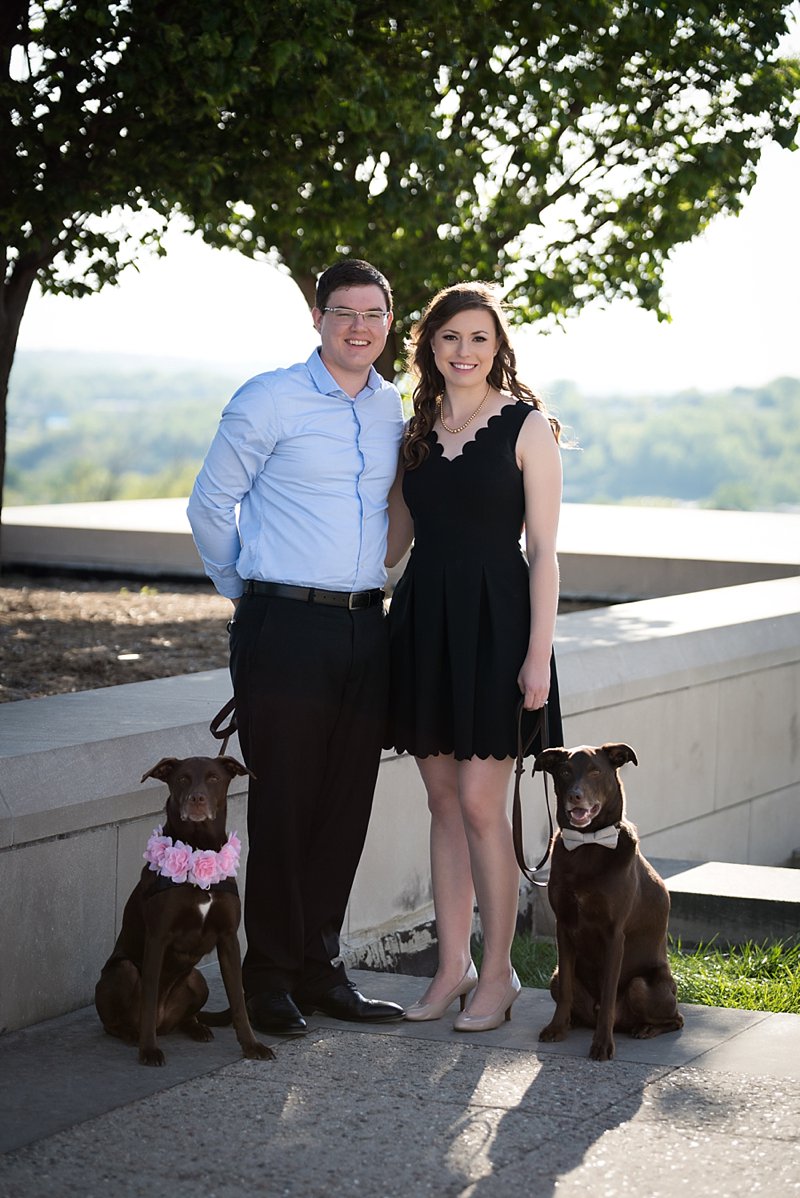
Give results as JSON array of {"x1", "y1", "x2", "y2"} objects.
[{"x1": 144, "y1": 827, "x2": 241, "y2": 889}]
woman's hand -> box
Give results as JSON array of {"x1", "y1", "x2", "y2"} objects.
[{"x1": 517, "y1": 652, "x2": 551, "y2": 711}]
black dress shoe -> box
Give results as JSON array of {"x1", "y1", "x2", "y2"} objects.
[
  {"x1": 298, "y1": 982, "x2": 405, "y2": 1023},
  {"x1": 246, "y1": 990, "x2": 308, "y2": 1036}
]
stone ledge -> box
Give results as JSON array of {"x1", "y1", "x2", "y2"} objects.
[
  {"x1": 4, "y1": 500, "x2": 800, "y2": 599},
  {"x1": 554, "y1": 575, "x2": 800, "y2": 711},
  {"x1": 0, "y1": 670, "x2": 242, "y2": 848},
  {"x1": 530, "y1": 859, "x2": 800, "y2": 948},
  {"x1": 654, "y1": 859, "x2": 800, "y2": 947},
  {"x1": 2, "y1": 578, "x2": 799, "y2": 854}
]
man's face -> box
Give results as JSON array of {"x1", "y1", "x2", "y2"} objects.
[{"x1": 312, "y1": 284, "x2": 393, "y2": 385}]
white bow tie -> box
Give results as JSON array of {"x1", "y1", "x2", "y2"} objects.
[{"x1": 560, "y1": 824, "x2": 620, "y2": 851}]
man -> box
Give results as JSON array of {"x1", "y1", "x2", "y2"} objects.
[{"x1": 188, "y1": 259, "x2": 405, "y2": 1035}]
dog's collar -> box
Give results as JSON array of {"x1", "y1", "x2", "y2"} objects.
[
  {"x1": 143, "y1": 826, "x2": 240, "y2": 888},
  {"x1": 560, "y1": 824, "x2": 620, "y2": 851},
  {"x1": 143, "y1": 873, "x2": 239, "y2": 901}
]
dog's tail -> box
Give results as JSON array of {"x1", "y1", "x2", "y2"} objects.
[{"x1": 198, "y1": 1007, "x2": 232, "y2": 1027}]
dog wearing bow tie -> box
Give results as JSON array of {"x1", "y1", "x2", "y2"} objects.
[{"x1": 534, "y1": 743, "x2": 683, "y2": 1061}]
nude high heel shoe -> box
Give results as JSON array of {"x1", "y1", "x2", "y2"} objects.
[
  {"x1": 404, "y1": 962, "x2": 479, "y2": 1022},
  {"x1": 453, "y1": 969, "x2": 521, "y2": 1032}
]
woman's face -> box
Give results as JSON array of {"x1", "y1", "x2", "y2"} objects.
[{"x1": 430, "y1": 307, "x2": 500, "y2": 390}]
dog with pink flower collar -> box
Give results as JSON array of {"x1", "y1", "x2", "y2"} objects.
[{"x1": 95, "y1": 755, "x2": 275, "y2": 1066}]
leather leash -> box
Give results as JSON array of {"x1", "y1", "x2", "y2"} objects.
[
  {"x1": 511, "y1": 698, "x2": 554, "y2": 887},
  {"x1": 209, "y1": 697, "x2": 237, "y2": 757}
]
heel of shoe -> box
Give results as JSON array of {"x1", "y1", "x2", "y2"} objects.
[
  {"x1": 404, "y1": 961, "x2": 479, "y2": 1022},
  {"x1": 453, "y1": 969, "x2": 521, "y2": 1033}
]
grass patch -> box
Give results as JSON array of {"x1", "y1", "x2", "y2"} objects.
[
  {"x1": 669, "y1": 939, "x2": 800, "y2": 1013},
  {"x1": 483, "y1": 937, "x2": 800, "y2": 1014}
]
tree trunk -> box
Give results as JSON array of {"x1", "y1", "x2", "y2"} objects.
[
  {"x1": 0, "y1": 256, "x2": 40, "y2": 557},
  {"x1": 375, "y1": 326, "x2": 401, "y2": 385},
  {"x1": 294, "y1": 270, "x2": 317, "y2": 309}
]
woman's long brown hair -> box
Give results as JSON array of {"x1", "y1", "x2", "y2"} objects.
[{"x1": 403, "y1": 283, "x2": 560, "y2": 469}]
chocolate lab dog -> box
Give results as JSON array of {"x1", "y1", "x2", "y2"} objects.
[
  {"x1": 535, "y1": 744, "x2": 683, "y2": 1061},
  {"x1": 95, "y1": 755, "x2": 274, "y2": 1066}
]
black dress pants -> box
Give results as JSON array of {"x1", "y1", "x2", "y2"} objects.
[{"x1": 230, "y1": 592, "x2": 389, "y2": 999}]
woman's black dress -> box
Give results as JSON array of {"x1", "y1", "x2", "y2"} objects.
[{"x1": 387, "y1": 400, "x2": 563, "y2": 761}]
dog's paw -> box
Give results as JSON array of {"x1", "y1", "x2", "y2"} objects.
[
  {"x1": 630, "y1": 1022, "x2": 659, "y2": 1040},
  {"x1": 244, "y1": 1041, "x2": 276, "y2": 1061},
  {"x1": 539, "y1": 1021, "x2": 568, "y2": 1043},
  {"x1": 139, "y1": 1046, "x2": 166, "y2": 1067},
  {"x1": 631, "y1": 1015, "x2": 684, "y2": 1039},
  {"x1": 182, "y1": 1018, "x2": 215, "y2": 1043},
  {"x1": 589, "y1": 1037, "x2": 615, "y2": 1061}
]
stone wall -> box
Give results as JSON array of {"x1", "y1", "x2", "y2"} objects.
[{"x1": 1, "y1": 576, "x2": 799, "y2": 1033}]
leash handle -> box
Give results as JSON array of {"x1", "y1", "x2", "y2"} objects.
[
  {"x1": 209, "y1": 697, "x2": 237, "y2": 757},
  {"x1": 512, "y1": 698, "x2": 554, "y2": 887}
]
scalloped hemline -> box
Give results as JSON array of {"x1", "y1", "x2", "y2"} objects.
[{"x1": 386, "y1": 742, "x2": 524, "y2": 762}]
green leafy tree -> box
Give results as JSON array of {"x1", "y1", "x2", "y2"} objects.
[{"x1": 2, "y1": 0, "x2": 798, "y2": 526}]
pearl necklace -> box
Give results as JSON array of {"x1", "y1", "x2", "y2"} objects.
[{"x1": 437, "y1": 384, "x2": 492, "y2": 434}]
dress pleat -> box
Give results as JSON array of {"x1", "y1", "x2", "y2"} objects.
[{"x1": 387, "y1": 401, "x2": 563, "y2": 760}]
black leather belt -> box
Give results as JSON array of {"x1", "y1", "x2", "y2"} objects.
[{"x1": 245, "y1": 580, "x2": 385, "y2": 610}]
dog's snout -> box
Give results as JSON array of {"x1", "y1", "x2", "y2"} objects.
[
  {"x1": 180, "y1": 787, "x2": 216, "y2": 823},
  {"x1": 566, "y1": 783, "x2": 588, "y2": 805}
]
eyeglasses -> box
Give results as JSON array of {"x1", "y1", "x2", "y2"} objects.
[{"x1": 321, "y1": 306, "x2": 391, "y2": 327}]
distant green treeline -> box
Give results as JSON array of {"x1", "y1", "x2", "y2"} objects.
[{"x1": 6, "y1": 351, "x2": 799, "y2": 512}]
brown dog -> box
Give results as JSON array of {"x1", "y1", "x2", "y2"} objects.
[
  {"x1": 534, "y1": 744, "x2": 683, "y2": 1061},
  {"x1": 95, "y1": 755, "x2": 275, "y2": 1066}
]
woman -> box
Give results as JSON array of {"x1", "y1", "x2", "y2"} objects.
[{"x1": 385, "y1": 282, "x2": 563, "y2": 1031}]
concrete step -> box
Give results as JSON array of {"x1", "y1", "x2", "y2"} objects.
[
  {"x1": 529, "y1": 859, "x2": 800, "y2": 947},
  {"x1": 653, "y1": 859, "x2": 800, "y2": 947}
]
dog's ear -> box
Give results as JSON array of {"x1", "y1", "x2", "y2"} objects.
[
  {"x1": 141, "y1": 757, "x2": 180, "y2": 784},
  {"x1": 217, "y1": 755, "x2": 256, "y2": 780},
  {"x1": 534, "y1": 747, "x2": 570, "y2": 774},
  {"x1": 601, "y1": 743, "x2": 638, "y2": 770}
]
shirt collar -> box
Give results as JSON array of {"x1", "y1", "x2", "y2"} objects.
[{"x1": 306, "y1": 348, "x2": 383, "y2": 400}]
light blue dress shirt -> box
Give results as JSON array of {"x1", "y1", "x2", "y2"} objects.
[{"x1": 187, "y1": 349, "x2": 404, "y2": 599}]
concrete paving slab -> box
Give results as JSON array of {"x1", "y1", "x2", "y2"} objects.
[
  {"x1": 477, "y1": 1102, "x2": 800, "y2": 1198},
  {"x1": 0, "y1": 1038, "x2": 661, "y2": 1198},
  {"x1": 2, "y1": 1019, "x2": 799, "y2": 1198},
  {"x1": 689, "y1": 1010, "x2": 800, "y2": 1079},
  {"x1": 310, "y1": 969, "x2": 792, "y2": 1073},
  {"x1": 0, "y1": 999, "x2": 285, "y2": 1155},
  {"x1": 2, "y1": 966, "x2": 800, "y2": 1198}
]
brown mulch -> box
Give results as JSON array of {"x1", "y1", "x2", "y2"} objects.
[
  {"x1": 0, "y1": 572, "x2": 598, "y2": 704},
  {"x1": 0, "y1": 573, "x2": 232, "y2": 702}
]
